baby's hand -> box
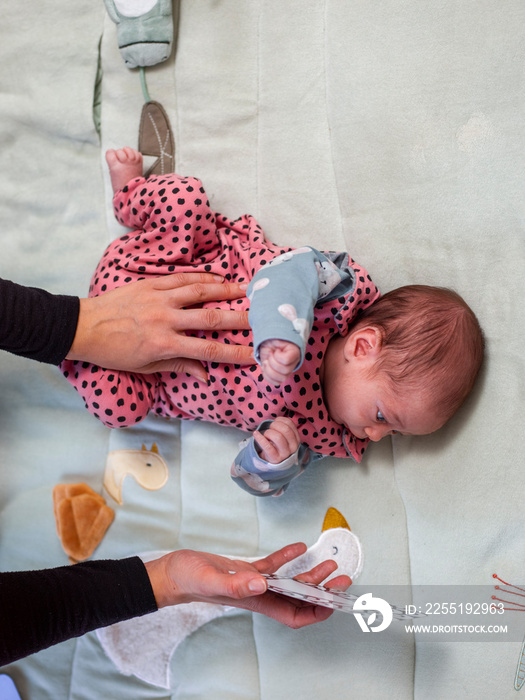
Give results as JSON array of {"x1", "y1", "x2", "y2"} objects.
[
  {"x1": 254, "y1": 417, "x2": 301, "y2": 464},
  {"x1": 259, "y1": 339, "x2": 301, "y2": 386}
]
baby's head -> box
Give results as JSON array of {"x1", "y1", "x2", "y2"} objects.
[{"x1": 323, "y1": 285, "x2": 484, "y2": 441}]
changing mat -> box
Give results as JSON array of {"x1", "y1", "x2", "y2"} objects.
[{"x1": 0, "y1": 1, "x2": 524, "y2": 698}]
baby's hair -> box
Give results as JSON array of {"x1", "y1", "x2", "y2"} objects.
[{"x1": 354, "y1": 285, "x2": 484, "y2": 420}]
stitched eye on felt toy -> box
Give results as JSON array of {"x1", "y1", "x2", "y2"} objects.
[
  {"x1": 332, "y1": 546, "x2": 338, "y2": 555},
  {"x1": 103, "y1": 444, "x2": 169, "y2": 505}
]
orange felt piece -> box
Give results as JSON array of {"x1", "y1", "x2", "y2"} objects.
[{"x1": 53, "y1": 483, "x2": 114, "y2": 563}]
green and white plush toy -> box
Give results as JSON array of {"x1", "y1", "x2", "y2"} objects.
[
  {"x1": 103, "y1": 0, "x2": 176, "y2": 175},
  {"x1": 104, "y1": 0, "x2": 175, "y2": 68}
]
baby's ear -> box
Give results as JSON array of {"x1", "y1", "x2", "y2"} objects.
[{"x1": 344, "y1": 326, "x2": 383, "y2": 359}]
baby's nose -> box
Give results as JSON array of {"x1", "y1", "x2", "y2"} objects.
[{"x1": 365, "y1": 426, "x2": 390, "y2": 442}]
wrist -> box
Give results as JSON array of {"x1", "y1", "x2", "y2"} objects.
[
  {"x1": 144, "y1": 552, "x2": 190, "y2": 609},
  {"x1": 145, "y1": 555, "x2": 177, "y2": 608},
  {"x1": 65, "y1": 297, "x2": 97, "y2": 362}
]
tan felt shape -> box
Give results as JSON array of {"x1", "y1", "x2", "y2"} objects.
[{"x1": 53, "y1": 483, "x2": 115, "y2": 563}]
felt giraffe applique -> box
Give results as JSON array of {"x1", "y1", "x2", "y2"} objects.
[{"x1": 104, "y1": 443, "x2": 169, "y2": 505}]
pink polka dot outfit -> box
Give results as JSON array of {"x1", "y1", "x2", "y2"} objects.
[{"x1": 60, "y1": 173, "x2": 381, "y2": 496}]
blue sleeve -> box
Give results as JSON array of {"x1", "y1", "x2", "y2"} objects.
[
  {"x1": 247, "y1": 247, "x2": 355, "y2": 367},
  {"x1": 230, "y1": 420, "x2": 325, "y2": 497}
]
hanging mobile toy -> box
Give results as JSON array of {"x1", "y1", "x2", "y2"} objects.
[
  {"x1": 492, "y1": 574, "x2": 525, "y2": 691},
  {"x1": 103, "y1": 0, "x2": 176, "y2": 176}
]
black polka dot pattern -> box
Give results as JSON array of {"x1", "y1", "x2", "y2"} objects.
[{"x1": 60, "y1": 173, "x2": 380, "y2": 462}]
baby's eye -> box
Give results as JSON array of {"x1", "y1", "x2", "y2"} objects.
[{"x1": 376, "y1": 410, "x2": 386, "y2": 422}]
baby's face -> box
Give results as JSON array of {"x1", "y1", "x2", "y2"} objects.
[{"x1": 323, "y1": 333, "x2": 445, "y2": 441}]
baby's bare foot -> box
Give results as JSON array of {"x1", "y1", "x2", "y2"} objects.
[{"x1": 106, "y1": 147, "x2": 143, "y2": 193}]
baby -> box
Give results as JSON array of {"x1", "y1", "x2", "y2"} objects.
[{"x1": 61, "y1": 147, "x2": 484, "y2": 496}]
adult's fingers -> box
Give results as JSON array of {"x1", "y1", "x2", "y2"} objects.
[
  {"x1": 322, "y1": 574, "x2": 353, "y2": 591},
  {"x1": 252, "y1": 543, "x2": 308, "y2": 575},
  {"x1": 155, "y1": 276, "x2": 249, "y2": 308},
  {"x1": 170, "y1": 306, "x2": 251, "y2": 332},
  {"x1": 156, "y1": 358, "x2": 210, "y2": 382},
  {"x1": 294, "y1": 559, "x2": 339, "y2": 585},
  {"x1": 151, "y1": 272, "x2": 227, "y2": 289},
  {"x1": 170, "y1": 335, "x2": 254, "y2": 364}
]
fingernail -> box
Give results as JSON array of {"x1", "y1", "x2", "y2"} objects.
[
  {"x1": 238, "y1": 282, "x2": 249, "y2": 290},
  {"x1": 248, "y1": 578, "x2": 267, "y2": 594},
  {"x1": 213, "y1": 275, "x2": 224, "y2": 281}
]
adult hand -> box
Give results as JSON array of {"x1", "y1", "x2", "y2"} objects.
[
  {"x1": 145, "y1": 542, "x2": 351, "y2": 629},
  {"x1": 66, "y1": 273, "x2": 254, "y2": 379}
]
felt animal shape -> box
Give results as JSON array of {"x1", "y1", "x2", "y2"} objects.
[
  {"x1": 139, "y1": 100, "x2": 175, "y2": 176},
  {"x1": 53, "y1": 484, "x2": 114, "y2": 563},
  {"x1": 104, "y1": 0, "x2": 174, "y2": 68},
  {"x1": 103, "y1": 444, "x2": 169, "y2": 505},
  {"x1": 96, "y1": 507, "x2": 363, "y2": 689},
  {"x1": 277, "y1": 507, "x2": 363, "y2": 580}
]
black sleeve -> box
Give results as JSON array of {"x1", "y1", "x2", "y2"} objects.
[
  {"x1": 0, "y1": 278, "x2": 80, "y2": 365},
  {"x1": 0, "y1": 557, "x2": 158, "y2": 666}
]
